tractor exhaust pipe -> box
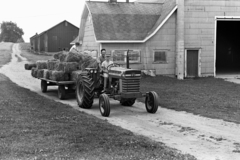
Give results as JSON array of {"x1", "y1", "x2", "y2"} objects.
[{"x1": 126, "y1": 50, "x2": 130, "y2": 69}]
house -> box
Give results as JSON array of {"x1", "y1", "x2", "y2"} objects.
[
  {"x1": 78, "y1": 0, "x2": 240, "y2": 79},
  {"x1": 30, "y1": 20, "x2": 79, "y2": 52}
]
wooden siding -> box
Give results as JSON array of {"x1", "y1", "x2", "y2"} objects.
[
  {"x1": 82, "y1": 14, "x2": 100, "y2": 52},
  {"x1": 185, "y1": 0, "x2": 240, "y2": 76},
  {"x1": 47, "y1": 22, "x2": 78, "y2": 52}
]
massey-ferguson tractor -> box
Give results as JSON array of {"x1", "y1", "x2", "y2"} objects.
[{"x1": 76, "y1": 62, "x2": 159, "y2": 117}]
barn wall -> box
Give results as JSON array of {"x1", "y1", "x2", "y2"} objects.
[
  {"x1": 145, "y1": 12, "x2": 176, "y2": 75},
  {"x1": 185, "y1": 0, "x2": 240, "y2": 76},
  {"x1": 47, "y1": 21, "x2": 78, "y2": 52},
  {"x1": 82, "y1": 14, "x2": 100, "y2": 53}
]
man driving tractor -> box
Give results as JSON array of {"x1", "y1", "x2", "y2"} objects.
[{"x1": 101, "y1": 52, "x2": 113, "y2": 92}]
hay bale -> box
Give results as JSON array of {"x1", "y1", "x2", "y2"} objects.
[
  {"x1": 25, "y1": 63, "x2": 36, "y2": 70},
  {"x1": 59, "y1": 53, "x2": 67, "y2": 62},
  {"x1": 70, "y1": 70, "x2": 83, "y2": 82},
  {"x1": 55, "y1": 62, "x2": 79, "y2": 73},
  {"x1": 37, "y1": 69, "x2": 44, "y2": 78},
  {"x1": 81, "y1": 55, "x2": 99, "y2": 70},
  {"x1": 49, "y1": 71, "x2": 69, "y2": 81},
  {"x1": 31, "y1": 68, "x2": 38, "y2": 78},
  {"x1": 65, "y1": 52, "x2": 84, "y2": 63},
  {"x1": 53, "y1": 51, "x2": 63, "y2": 60},
  {"x1": 36, "y1": 60, "x2": 47, "y2": 69},
  {"x1": 47, "y1": 59, "x2": 60, "y2": 70},
  {"x1": 43, "y1": 69, "x2": 51, "y2": 79}
]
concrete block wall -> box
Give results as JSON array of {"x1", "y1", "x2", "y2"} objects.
[
  {"x1": 185, "y1": 0, "x2": 240, "y2": 76},
  {"x1": 146, "y1": 12, "x2": 176, "y2": 75},
  {"x1": 82, "y1": 14, "x2": 100, "y2": 52}
]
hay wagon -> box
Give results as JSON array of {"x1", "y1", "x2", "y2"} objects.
[{"x1": 39, "y1": 78, "x2": 76, "y2": 100}]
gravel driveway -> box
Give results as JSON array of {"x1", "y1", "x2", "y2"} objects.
[{"x1": 1, "y1": 44, "x2": 240, "y2": 160}]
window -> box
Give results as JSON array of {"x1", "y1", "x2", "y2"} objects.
[
  {"x1": 112, "y1": 50, "x2": 141, "y2": 63},
  {"x1": 65, "y1": 21, "x2": 68, "y2": 26},
  {"x1": 154, "y1": 50, "x2": 166, "y2": 62}
]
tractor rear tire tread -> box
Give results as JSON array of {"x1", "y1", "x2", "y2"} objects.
[{"x1": 76, "y1": 74, "x2": 94, "y2": 109}]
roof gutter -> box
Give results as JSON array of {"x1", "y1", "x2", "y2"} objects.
[{"x1": 95, "y1": 5, "x2": 178, "y2": 43}]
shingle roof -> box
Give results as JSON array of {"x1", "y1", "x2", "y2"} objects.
[{"x1": 86, "y1": 1, "x2": 163, "y2": 41}]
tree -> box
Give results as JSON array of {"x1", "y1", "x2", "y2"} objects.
[{"x1": 0, "y1": 21, "x2": 24, "y2": 42}]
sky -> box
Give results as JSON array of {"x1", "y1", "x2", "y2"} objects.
[{"x1": 0, "y1": 0, "x2": 135, "y2": 42}]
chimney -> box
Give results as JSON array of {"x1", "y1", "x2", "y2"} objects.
[
  {"x1": 109, "y1": 0, "x2": 117, "y2": 3},
  {"x1": 126, "y1": 0, "x2": 129, "y2": 2}
]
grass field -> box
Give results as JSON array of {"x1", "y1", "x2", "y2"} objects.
[
  {"x1": 0, "y1": 43, "x2": 13, "y2": 66},
  {"x1": 140, "y1": 76, "x2": 240, "y2": 124},
  {"x1": 19, "y1": 43, "x2": 52, "y2": 62},
  {"x1": 0, "y1": 43, "x2": 197, "y2": 159}
]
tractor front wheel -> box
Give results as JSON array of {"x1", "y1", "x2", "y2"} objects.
[
  {"x1": 76, "y1": 74, "x2": 94, "y2": 109},
  {"x1": 120, "y1": 98, "x2": 136, "y2": 106},
  {"x1": 145, "y1": 91, "x2": 159, "y2": 113},
  {"x1": 99, "y1": 94, "x2": 110, "y2": 117},
  {"x1": 41, "y1": 80, "x2": 47, "y2": 93}
]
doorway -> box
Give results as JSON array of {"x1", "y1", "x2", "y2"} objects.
[
  {"x1": 216, "y1": 20, "x2": 240, "y2": 74},
  {"x1": 185, "y1": 49, "x2": 199, "y2": 78}
]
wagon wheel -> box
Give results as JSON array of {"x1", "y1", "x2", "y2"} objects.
[
  {"x1": 76, "y1": 73, "x2": 94, "y2": 109},
  {"x1": 145, "y1": 91, "x2": 159, "y2": 113},
  {"x1": 41, "y1": 80, "x2": 47, "y2": 93},
  {"x1": 120, "y1": 98, "x2": 136, "y2": 106},
  {"x1": 99, "y1": 93, "x2": 110, "y2": 117},
  {"x1": 58, "y1": 85, "x2": 66, "y2": 100}
]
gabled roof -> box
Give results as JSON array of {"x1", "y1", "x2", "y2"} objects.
[
  {"x1": 38, "y1": 20, "x2": 79, "y2": 37},
  {"x1": 30, "y1": 33, "x2": 38, "y2": 39},
  {"x1": 83, "y1": 0, "x2": 177, "y2": 43}
]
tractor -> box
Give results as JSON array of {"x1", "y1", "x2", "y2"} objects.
[{"x1": 76, "y1": 57, "x2": 159, "y2": 117}]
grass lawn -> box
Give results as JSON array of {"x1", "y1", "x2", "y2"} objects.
[
  {"x1": 0, "y1": 43, "x2": 13, "y2": 65},
  {"x1": 0, "y1": 43, "x2": 196, "y2": 160},
  {"x1": 19, "y1": 43, "x2": 53, "y2": 62},
  {"x1": 140, "y1": 76, "x2": 240, "y2": 124}
]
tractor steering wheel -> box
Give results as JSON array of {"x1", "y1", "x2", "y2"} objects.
[{"x1": 107, "y1": 63, "x2": 120, "y2": 70}]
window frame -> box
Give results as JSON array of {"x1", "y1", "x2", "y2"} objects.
[
  {"x1": 111, "y1": 50, "x2": 141, "y2": 64},
  {"x1": 153, "y1": 50, "x2": 167, "y2": 63}
]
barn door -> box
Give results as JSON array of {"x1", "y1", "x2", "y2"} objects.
[{"x1": 186, "y1": 50, "x2": 199, "y2": 77}]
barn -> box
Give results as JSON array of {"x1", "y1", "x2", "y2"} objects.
[
  {"x1": 78, "y1": 0, "x2": 240, "y2": 79},
  {"x1": 30, "y1": 20, "x2": 79, "y2": 53},
  {"x1": 30, "y1": 33, "x2": 38, "y2": 51}
]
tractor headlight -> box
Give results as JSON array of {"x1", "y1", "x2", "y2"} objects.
[
  {"x1": 94, "y1": 70, "x2": 97, "y2": 73},
  {"x1": 90, "y1": 70, "x2": 93, "y2": 73}
]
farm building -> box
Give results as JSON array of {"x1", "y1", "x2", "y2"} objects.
[
  {"x1": 30, "y1": 20, "x2": 79, "y2": 52},
  {"x1": 30, "y1": 33, "x2": 38, "y2": 51},
  {"x1": 78, "y1": 0, "x2": 240, "y2": 79}
]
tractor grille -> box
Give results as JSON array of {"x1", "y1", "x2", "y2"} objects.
[{"x1": 122, "y1": 77, "x2": 140, "y2": 93}]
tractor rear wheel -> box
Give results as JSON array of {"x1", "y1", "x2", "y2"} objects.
[
  {"x1": 76, "y1": 74, "x2": 94, "y2": 109},
  {"x1": 145, "y1": 91, "x2": 159, "y2": 113},
  {"x1": 120, "y1": 98, "x2": 136, "y2": 106},
  {"x1": 99, "y1": 94, "x2": 110, "y2": 117},
  {"x1": 41, "y1": 80, "x2": 47, "y2": 93}
]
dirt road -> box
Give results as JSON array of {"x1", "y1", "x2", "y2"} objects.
[{"x1": 1, "y1": 44, "x2": 240, "y2": 160}]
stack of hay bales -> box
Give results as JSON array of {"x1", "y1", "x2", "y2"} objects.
[
  {"x1": 30, "y1": 51, "x2": 99, "y2": 82},
  {"x1": 25, "y1": 63, "x2": 37, "y2": 70}
]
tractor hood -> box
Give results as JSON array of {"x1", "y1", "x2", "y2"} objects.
[{"x1": 109, "y1": 67, "x2": 141, "y2": 77}]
